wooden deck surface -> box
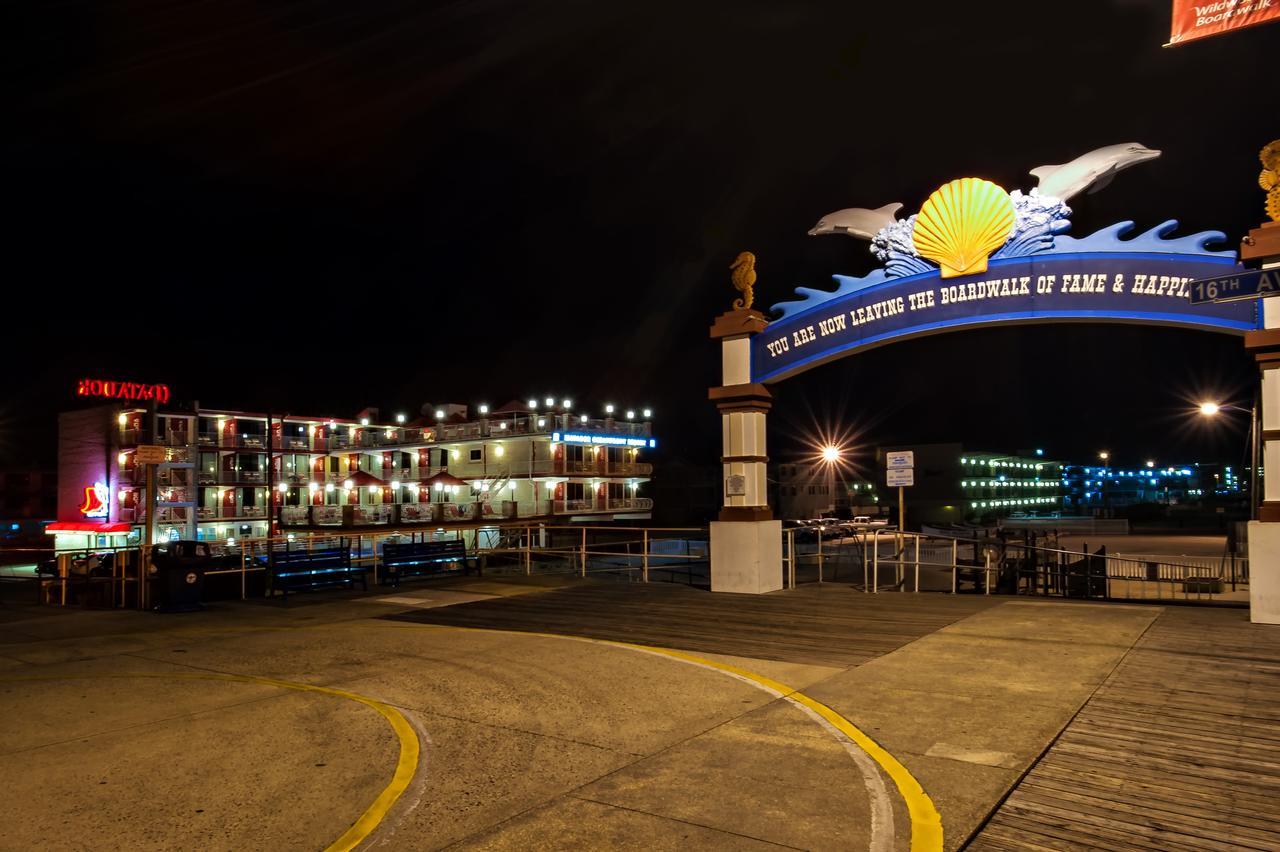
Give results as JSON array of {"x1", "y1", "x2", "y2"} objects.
[
  {"x1": 385, "y1": 581, "x2": 998, "y2": 667},
  {"x1": 968, "y1": 606, "x2": 1280, "y2": 851}
]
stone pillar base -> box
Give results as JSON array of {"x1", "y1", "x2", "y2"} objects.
[
  {"x1": 1248, "y1": 521, "x2": 1280, "y2": 624},
  {"x1": 710, "y1": 520, "x2": 782, "y2": 594}
]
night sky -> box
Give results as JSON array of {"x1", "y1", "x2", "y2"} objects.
[{"x1": 5, "y1": 0, "x2": 1277, "y2": 481}]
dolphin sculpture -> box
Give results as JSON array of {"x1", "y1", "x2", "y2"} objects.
[
  {"x1": 1030, "y1": 142, "x2": 1161, "y2": 202},
  {"x1": 808, "y1": 203, "x2": 903, "y2": 239}
]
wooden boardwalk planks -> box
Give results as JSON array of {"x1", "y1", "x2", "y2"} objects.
[
  {"x1": 383, "y1": 580, "x2": 998, "y2": 667},
  {"x1": 967, "y1": 607, "x2": 1280, "y2": 851}
]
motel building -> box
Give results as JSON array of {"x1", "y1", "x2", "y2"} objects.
[{"x1": 53, "y1": 395, "x2": 655, "y2": 551}]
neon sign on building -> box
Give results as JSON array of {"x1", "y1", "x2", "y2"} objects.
[
  {"x1": 79, "y1": 482, "x2": 109, "y2": 518},
  {"x1": 553, "y1": 432, "x2": 656, "y2": 448},
  {"x1": 77, "y1": 378, "x2": 171, "y2": 404}
]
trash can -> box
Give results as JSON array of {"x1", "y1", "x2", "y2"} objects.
[{"x1": 149, "y1": 540, "x2": 211, "y2": 612}]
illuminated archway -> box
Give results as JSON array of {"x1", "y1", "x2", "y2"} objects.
[{"x1": 708, "y1": 149, "x2": 1260, "y2": 596}]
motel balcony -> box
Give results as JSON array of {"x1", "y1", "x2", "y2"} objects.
[
  {"x1": 196, "y1": 506, "x2": 268, "y2": 521},
  {"x1": 324, "y1": 416, "x2": 652, "y2": 452},
  {"x1": 197, "y1": 471, "x2": 268, "y2": 485},
  {"x1": 121, "y1": 428, "x2": 195, "y2": 448},
  {"x1": 267, "y1": 495, "x2": 663, "y2": 529},
  {"x1": 121, "y1": 467, "x2": 196, "y2": 486},
  {"x1": 552, "y1": 497, "x2": 652, "y2": 514},
  {"x1": 128, "y1": 507, "x2": 191, "y2": 525}
]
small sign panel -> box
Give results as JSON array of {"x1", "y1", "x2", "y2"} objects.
[
  {"x1": 886, "y1": 451, "x2": 915, "y2": 469},
  {"x1": 134, "y1": 445, "x2": 167, "y2": 465},
  {"x1": 1187, "y1": 268, "x2": 1280, "y2": 305},
  {"x1": 887, "y1": 468, "x2": 914, "y2": 487},
  {"x1": 725, "y1": 475, "x2": 747, "y2": 497}
]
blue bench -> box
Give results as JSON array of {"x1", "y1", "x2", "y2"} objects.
[
  {"x1": 269, "y1": 543, "x2": 365, "y2": 599},
  {"x1": 380, "y1": 540, "x2": 477, "y2": 588}
]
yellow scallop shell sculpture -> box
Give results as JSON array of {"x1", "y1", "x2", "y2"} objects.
[{"x1": 911, "y1": 178, "x2": 1016, "y2": 278}]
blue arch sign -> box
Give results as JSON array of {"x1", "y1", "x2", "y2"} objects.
[{"x1": 753, "y1": 221, "x2": 1259, "y2": 384}]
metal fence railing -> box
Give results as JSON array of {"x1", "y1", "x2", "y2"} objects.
[{"x1": 780, "y1": 525, "x2": 1246, "y2": 603}]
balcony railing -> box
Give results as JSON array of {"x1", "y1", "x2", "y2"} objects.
[
  {"x1": 186, "y1": 494, "x2": 642, "y2": 529},
  {"x1": 121, "y1": 429, "x2": 192, "y2": 447},
  {"x1": 554, "y1": 499, "x2": 596, "y2": 513},
  {"x1": 608, "y1": 462, "x2": 653, "y2": 475},
  {"x1": 196, "y1": 505, "x2": 268, "y2": 521},
  {"x1": 550, "y1": 498, "x2": 653, "y2": 514},
  {"x1": 608, "y1": 498, "x2": 654, "y2": 511}
]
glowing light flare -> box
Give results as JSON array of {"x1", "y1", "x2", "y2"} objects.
[{"x1": 1199, "y1": 401, "x2": 1221, "y2": 416}]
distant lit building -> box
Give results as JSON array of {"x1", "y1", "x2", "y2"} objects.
[
  {"x1": 1062, "y1": 461, "x2": 1241, "y2": 513},
  {"x1": 879, "y1": 444, "x2": 1065, "y2": 526},
  {"x1": 775, "y1": 463, "x2": 836, "y2": 520},
  {"x1": 54, "y1": 398, "x2": 656, "y2": 549},
  {"x1": 839, "y1": 478, "x2": 884, "y2": 517}
]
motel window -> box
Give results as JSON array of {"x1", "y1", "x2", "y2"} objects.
[
  {"x1": 469, "y1": 448, "x2": 483, "y2": 463},
  {"x1": 566, "y1": 482, "x2": 586, "y2": 501},
  {"x1": 241, "y1": 487, "x2": 255, "y2": 506},
  {"x1": 608, "y1": 483, "x2": 625, "y2": 500}
]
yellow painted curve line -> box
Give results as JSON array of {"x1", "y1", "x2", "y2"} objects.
[
  {"x1": 431, "y1": 626, "x2": 943, "y2": 852},
  {"x1": 1, "y1": 672, "x2": 418, "y2": 852},
  {"x1": 607, "y1": 641, "x2": 943, "y2": 852}
]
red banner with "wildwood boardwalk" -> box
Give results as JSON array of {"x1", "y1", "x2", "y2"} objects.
[{"x1": 1169, "y1": 0, "x2": 1280, "y2": 44}]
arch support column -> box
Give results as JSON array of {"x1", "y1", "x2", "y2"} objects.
[
  {"x1": 709, "y1": 309, "x2": 781, "y2": 593},
  {"x1": 1244, "y1": 222, "x2": 1280, "y2": 624}
]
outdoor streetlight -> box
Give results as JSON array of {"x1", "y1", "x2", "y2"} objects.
[
  {"x1": 1198, "y1": 398, "x2": 1260, "y2": 519},
  {"x1": 643, "y1": 408, "x2": 652, "y2": 418},
  {"x1": 527, "y1": 399, "x2": 538, "y2": 410},
  {"x1": 625, "y1": 409, "x2": 635, "y2": 420},
  {"x1": 1098, "y1": 451, "x2": 1110, "y2": 461},
  {"x1": 1146, "y1": 460, "x2": 1155, "y2": 468},
  {"x1": 821, "y1": 445, "x2": 841, "y2": 463},
  {"x1": 478, "y1": 404, "x2": 489, "y2": 415},
  {"x1": 605, "y1": 404, "x2": 614, "y2": 414},
  {"x1": 395, "y1": 413, "x2": 406, "y2": 423},
  {"x1": 435, "y1": 409, "x2": 445, "y2": 420}
]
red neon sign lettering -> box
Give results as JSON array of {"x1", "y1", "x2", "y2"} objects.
[{"x1": 77, "y1": 378, "x2": 170, "y2": 405}]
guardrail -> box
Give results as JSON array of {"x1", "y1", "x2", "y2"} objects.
[
  {"x1": 211, "y1": 522, "x2": 708, "y2": 595},
  {"x1": 780, "y1": 526, "x2": 1242, "y2": 602}
]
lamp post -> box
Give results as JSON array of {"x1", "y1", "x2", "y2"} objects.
[{"x1": 1198, "y1": 398, "x2": 1260, "y2": 520}]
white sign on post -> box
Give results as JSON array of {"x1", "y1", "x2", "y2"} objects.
[
  {"x1": 886, "y1": 451, "x2": 914, "y2": 469},
  {"x1": 886, "y1": 468, "x2": 914, "y2": 488},
  {"x1": 134, "y1": 444, "x2": 167, "y2": 465}
]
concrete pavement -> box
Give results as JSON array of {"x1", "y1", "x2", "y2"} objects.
[{"x1": 0, "y1": 579, "x2": 1263, "y2": 850}]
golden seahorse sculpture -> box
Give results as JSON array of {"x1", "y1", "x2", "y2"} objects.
[
  {"x1": 1261, "y1": 140, "x2": 1280, "y2": 223},
  {"x1": 730, "y1": 251, "x2": 756, "y2": 310}
]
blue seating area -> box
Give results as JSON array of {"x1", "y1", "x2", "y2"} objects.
[
  {"x1": 268, "y1": 540, "x2": 365, "y2": 599},
  {"x1": 380, "y1": 539, "x2": 476, "y2": 588}
]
